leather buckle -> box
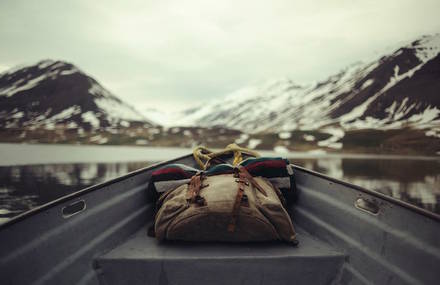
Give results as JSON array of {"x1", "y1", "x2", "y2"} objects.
[{"x1": 235, "y1": 178, "x2": 249, "y2": 186}]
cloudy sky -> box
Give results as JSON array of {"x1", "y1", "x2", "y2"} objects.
[{"x1": 1, "y1": 0, "x2": 439, "y2": 112}]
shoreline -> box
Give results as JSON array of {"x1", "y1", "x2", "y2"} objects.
[{"x1": 1, "y1": 143, "x2": 439, "y2": 166}]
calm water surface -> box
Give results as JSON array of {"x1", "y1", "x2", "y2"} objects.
[
  {"x1": 0, "y1": 144, "x2": 439, "y2": 223},
  {"x1": 0, "y1": 162, "x2": 151, "y2": 223},
  {"x1": 290, "y1": 158, "x2": 440, "y2": 214}
]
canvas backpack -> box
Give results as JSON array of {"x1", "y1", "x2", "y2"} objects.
[{"x1": 153, "y1": 166, "x2": 297, "y2": 244}]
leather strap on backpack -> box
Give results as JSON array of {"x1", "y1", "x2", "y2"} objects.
[
  {"x1": 238, "y1": 166, "x2": 267, "y2": 197},
  {"x1": 228, "y1": 171, "x2": 247, "y2": 232},
  {"x1": 228, "y1": 166, "x2": 269, "y2": 232},
  {"x1": 187, "y1": 173, "x2": 207, "y2": 206}
]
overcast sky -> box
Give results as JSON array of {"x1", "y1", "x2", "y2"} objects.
[{"x1": 1, "y1": 0, "x2": 439, "y2": 112}]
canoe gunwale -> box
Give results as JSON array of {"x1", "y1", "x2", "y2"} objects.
[
  {"x1": 1, "y1": 154, "x2": 438, "y2": 230},
  {"x1": 293, "y1": 164, "x2": 440, "y2": 222},
  {"x1": 0, "y1": 154, "x2": 195, "y2": 230}
]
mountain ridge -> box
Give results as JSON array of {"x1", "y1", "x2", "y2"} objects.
[
  {"x1": 0, "y1": 34, "x2": 439, "y2": 154},
  {"x1": 175, "y1": 34, "x2": 440, "y2": 149},
  {"x1": 0, "y1": 59, "x2": 155, "y2": 133}
]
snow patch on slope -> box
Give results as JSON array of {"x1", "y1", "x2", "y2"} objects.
[
  {"x1": 49, "y1": 106, "x2": 82, "y2": 121},
  {"x1": 413, "y1": 34, "x2": 440, "y2": 63},
  {"x1": 88, "y1": 82, "x2": 148, "y2": 123},
  {"x1": 361, "y1": 79, "x2": 374, "y2": 89},
  {"x1": 341, "y1": 59, "x2": 432, "y2": 130},
  {"x1": 82, "y1": 111, "x2": 100, "y2": 128},
  {"x1": 235, "y1": 133, "x2": 249, "y2": 144},
  {"x1": 0, "y1": 74, "x2": 48, "y2": 97},
  {"x1": 247, "y1": 139, "x2": 262, "y2": 149},
  {"x1": 95, "y1": 97, "x2": 145, "y2": 122},
  {"x1": 38, "y1": 60, "x2": 56, "y2": 69},
  {"x1": 60, "y1": 68, "x2": 79, "y2": 76},
  {"x1": 278, "y1": 132, "x2": 291, "y2": 139},
  {"x1": 317, "y1": 128, "x2": 344, "y2": 149},
  {"x1": 88, "y1": 82, "x2": 112, "y2": 98}
]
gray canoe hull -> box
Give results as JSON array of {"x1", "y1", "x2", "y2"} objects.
[{"x1": 0, "y1": 155, "x2": 439, "y2": 285}]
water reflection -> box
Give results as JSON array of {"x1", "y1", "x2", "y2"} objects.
[
  {"x1": 290, "y1": 158, "x2": 440, "y2": 214},
  {"x1": 0, "y1": 162, "x2": 150, "y2": 223},
  {"x1": 0, "y1": 158, "x2": 439, "y2": 224}
]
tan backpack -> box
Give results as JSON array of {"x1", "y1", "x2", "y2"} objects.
[{"x1": 154, "y1": 166, "x2": 297, "y2": 244}]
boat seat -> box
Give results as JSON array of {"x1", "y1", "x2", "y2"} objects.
[{"x1": 94, "y1": 226, "x2": 345, "y2": 285}]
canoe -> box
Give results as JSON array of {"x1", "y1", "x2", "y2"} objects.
[{"x1": 0, "y1": 154, "x2": 439, "y2": 285}]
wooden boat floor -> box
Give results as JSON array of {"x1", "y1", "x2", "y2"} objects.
[{"x1": 95, "y1": 226, "x2": 346, "y2": 285}]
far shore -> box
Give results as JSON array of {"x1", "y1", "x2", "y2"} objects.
[{"x1": 0, "y1": 143, "x2": 439, "y2": 166}]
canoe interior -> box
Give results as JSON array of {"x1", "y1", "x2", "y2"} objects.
[{"x1": 0, "y1": 154, "x2": 439, "y2": 285}]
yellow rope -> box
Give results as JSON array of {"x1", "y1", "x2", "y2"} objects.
[{"x1": 193, "y1": 143, "x2": 260, "y2": 170}]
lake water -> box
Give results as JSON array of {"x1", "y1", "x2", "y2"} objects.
[{"x1": 0, "y1": 143, "x2": 439, "y2": 224}]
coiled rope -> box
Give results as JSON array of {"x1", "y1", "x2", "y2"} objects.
[{"x1": 193, "y1": 143, "x2": 260, "y2": 170}]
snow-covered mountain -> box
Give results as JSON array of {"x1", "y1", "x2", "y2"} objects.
[
  {"x1": 179, "y1": 34, "x2": 440, "y2": 148},
  {"x1": 0, "y1": 60, "x2": 155, "y2": 132},
  {"x1": 0, "y1": 34, "x2": 439, "y2": 153}
]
